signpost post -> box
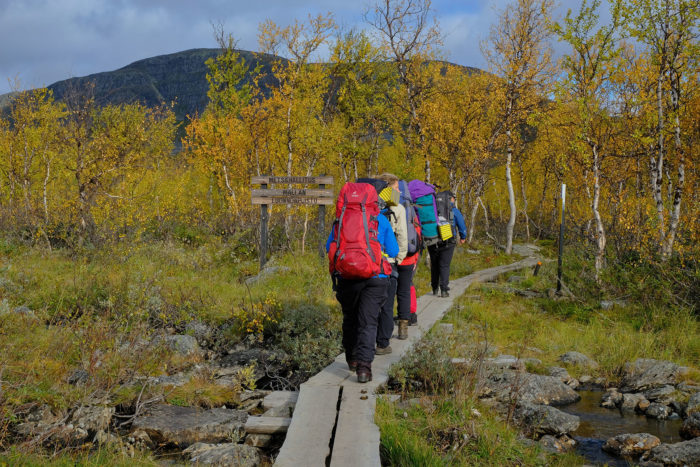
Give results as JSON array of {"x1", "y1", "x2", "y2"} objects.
[{"x1": 251, "y1": 176, "x2": 334, "y2": 269}]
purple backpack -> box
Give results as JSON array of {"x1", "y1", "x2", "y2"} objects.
[{"x1": 408, "y1": 180, "x2": 439, "y2": 243}]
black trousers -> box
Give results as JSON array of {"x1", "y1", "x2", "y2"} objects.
[
  {"x1": 336, "y1": 277, "x2": 388, "y2": 364},
  {"x1": 377, "y1": 265, "x2": 398, "y2": 348},
  {"x1": 395, "y1": 264, "x2": 415, "y2": 321},
  {"x1": 428, "y1": 242, "x2": 456, "y2": 291}
]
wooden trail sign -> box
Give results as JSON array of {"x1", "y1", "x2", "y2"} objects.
[{"x1": 251, "y1": 175, "x2": 335, "y2": 268}]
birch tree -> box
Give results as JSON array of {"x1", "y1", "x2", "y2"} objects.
[
  {"x1": 622, "y1": 0, "x2": 699, "y2": 260},
  {"x1": 555, "y1": 0, "x2": 622, "y2": 280},
  {"x1": 482, "y1": 0, "x2": 554, "y2": 254}
]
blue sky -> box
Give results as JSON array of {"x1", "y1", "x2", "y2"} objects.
[{"x1": 0, "y1": 0, "x2": 596, "y2": 95}]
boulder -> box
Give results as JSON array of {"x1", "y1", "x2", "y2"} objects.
[
  {"x1": 687, "y1": 392, "x2": 700, "y2": 415},
  {"x1": 559, "y1": 351, "x2": 599, "y2": 369},
  {"x1": 641, "y1": 437, "x2": 700, "y2": 466},
  {"x1": 131, "y1": 404, "x2": 248, "y2": 447},
  {"x1": 539, "y1": 435, "x2": 576, "y2": 453},
  {"x1": 680, "y1": 412, "x2": 700, "y2": 440},
  {"x1": 646, "y1": 403, "x2": 671, "y2": 420},
  {"x1": 548, "y1": 366, "x2": 579, "y2": 389},
  {"x1": 183, "y1": 442, "x2": 261, "y2": 466},
  {"x1": 245, "y1": 433, "x2": 275, "y2": 448},
  {"x1": 480, "y1": 370, "x2": 581, "y2": 406},
  {"x1": 514, "y1": 402, "x2": 580, "y2": 437},
  {"x1": 620, "y1": 359, "x2": 681, "y2": 392},
  {"x1": 603, "y1": 433, "x2": 660, "y2": 457},
  {"x1": 600, "y1": 388, "x2": 623, "y2": 409},
  {"x1": 185, "y1": 320, "x2": 217, "y2": 347},
  {"x1": 643, "y1": 385, "x2": 676, "y2": 402},
  {"x1": 67, "y1": 369, "x2": 90, "y2": 386},
  {"x1": 160, "y1": 335, "x2": 202, "y2": 358},
  {"x1": 70, "y1": 405, "x2": 114, "y2": 434},
  {"x1": 621, "y1": 393, "x2": 650, "y2": 413}
]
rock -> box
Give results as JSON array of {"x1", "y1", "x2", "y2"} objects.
[
  {"x1": 621, "y1": 393, "x2": 650, "y2": 413},
  {"x1": 677, "y1": 383, "x2": 700, "y2": 395},
  {"x1": 127, "y1": 429, "x2": 152, "y2": 449},
  {"x1": 601, "y1": 300, "x2": 627, "y2": 310},
  {"x1": 522, "y1": 358, "x2": 543, "y2": 367},
  {"x1": 603, "y1": 433, "x2": 661, "y2": 457},
  {"x1": 548, "y1": 366, "x2": 579, "y2": 389},
  {"x1": 668, "y1": 412, "x2": 682, "y2": 420},
  {"x1": 13, "y1": 305, "x2": 35, "y2": 317},
  {"x1": 486, "y1": 355, "x2": 526, "y2": 372},
  {"x1": 559, "y1": 351, "x2": 599, "y2": 369},
  {"x1": 160, "y1": 334, "x2": 202, "y2": 358},
  {"x1": 67, "y1": 369, "x2": 90, "y2": 386},
  {"x1": 646, "y1": 403, "x2": 671, "y2": 420},
  {"x1": 620, "y1": 359, "x2": 682, "y2": 392},
  {"x1": 644, "y1": 385, "x2": 676, "y2": 402},
  {"x1": 185, "y1": 320, "x2": 216, "y2": 347},
  {"x1": 507, "y1": 275, "x2": 524, "y2": 283},
  {"x1": 641, "y1": 437, "x2": 700, "y2": 465},
  {"x1": 638, "y1": 398, "x2": 651, "y2": 412},
  {"x1": 216, "y1": 348, "x2": 290, "y2": 385},
  {"x1": 131, "y1": 404, "x2": 248, "y2": 447},
  {"x1": 245, "y1": 433, "x2": 274, "y2": 448},
  {"x1": 514, "y1": 403, "x2": 580, "y2": 437},
  {"x1": 94, "y1": 430, "x2": 121, "y2": 447},
  {"x1": 245, "y1": 266, "x2": 290, "y2": 285},
  {"x1": 579, "y1": 375, "x2": 593, "y2": 384},
  {"x1": 264, "y1": 405, "x2": 294, "y2": 417},
  {"x1": 183, "y1": 442, "x2": 261, "y2": 466},
  {"x1": 480, "y1": 370, "x2": 581, "y2": 406},
  {"x1": 601, "y1": 389, "x2": 623, "y2": 409},
  {"x1": 146, "y1": 372, "x2": 189, "y2": 387},
  {"x1": 680, "y1": 412, "x2": 700, "y2": 440},
  {"x1": 71, "y1": 405, "x2": 114, "y2": 434},
  {"x1": 687, "y1": 392, "x2": 700, "y2": 415}
]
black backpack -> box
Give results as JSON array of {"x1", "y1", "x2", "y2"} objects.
[{"x1": 435, "y1": 191, "x2": 456, "y2": 242}]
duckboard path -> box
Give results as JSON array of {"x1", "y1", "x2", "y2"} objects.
[{"x1": 274, "y1": 256, "x2": 541, "y2": 467}]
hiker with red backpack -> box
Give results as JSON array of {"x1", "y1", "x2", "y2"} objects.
[{"x1": 327, "y1": 182, "x2": 399, "y2": 383}]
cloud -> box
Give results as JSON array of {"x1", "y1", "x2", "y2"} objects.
[{"x1": 0, "y1": 0, "x2": 611, "y2": 94}]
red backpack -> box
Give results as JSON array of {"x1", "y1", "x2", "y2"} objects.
[{"x1": 328, "y1": 182, "x2": 392, "y2": 279}]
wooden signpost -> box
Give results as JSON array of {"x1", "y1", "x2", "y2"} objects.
[{"x1": 251, "y1": 176, "x2": 335, "y2": 269}]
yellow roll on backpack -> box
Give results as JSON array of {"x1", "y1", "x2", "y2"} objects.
[{"x1": 438, "y1": 222, "x2": 453, "y2": 241}]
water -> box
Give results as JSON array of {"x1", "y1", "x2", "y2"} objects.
[{"x1": 560, "y1": 390, "x2": 684, "y2": 466}]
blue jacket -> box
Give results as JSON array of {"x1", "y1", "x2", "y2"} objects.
[
  {"x1": 452, "y1": 205, "x2": 467, "y2": 240},
  {"x1": 326, "y1": 214, "x2": 398, "y2": 278}
]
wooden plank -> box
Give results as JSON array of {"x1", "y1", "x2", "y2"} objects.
[
  {"x1": 275, "y1": 384, "x2": 340, "y2": 467},
  {"x1": 252, "y1": 175, "x2": 334, "y2": 185},
  {"x1": 252, "y1": 188, "x2": 334, "y2": 198},
  {"x1": 252, "y1": 196, "x2": 335, "y2": 205},
  {"x1": 263, "y1": 391, "x2": 299, "y2": 411},
  {"x1": 330, "y1": 386, "x2": 381, "y2": 467},
  {"x1": 245, "y1": 416, "x2": 291, "y2": 434}
]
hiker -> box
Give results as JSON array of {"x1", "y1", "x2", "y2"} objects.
[
  {"x1": 375, "y1": 173, "x2": 408, "y2": 354},
  {"x1": 327, "y1": 182, "x2": 399, "y2": 383},
  {"x1": 428, "y1": 191, "x2": 467, "y2": 297}
]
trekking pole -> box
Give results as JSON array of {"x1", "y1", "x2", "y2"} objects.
[{"x1": 556, "y1": 183, "x2": 566, "y2": 294}]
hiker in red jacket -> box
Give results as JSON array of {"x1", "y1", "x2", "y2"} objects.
[{"x1": 327, "y1": 182, "x2": 399, "y2": 383}]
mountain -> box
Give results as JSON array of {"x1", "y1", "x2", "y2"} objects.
[{"x1": 1, "y1": 49, "x2": 482, "y2": 120}]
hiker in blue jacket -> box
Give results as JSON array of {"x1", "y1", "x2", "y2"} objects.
[
  {"x1": 326, "y1": 205, "x2": 399, "y2": 383},
  {"x1": 428, "y1": 192, "x2": 467, "y2": 297}
]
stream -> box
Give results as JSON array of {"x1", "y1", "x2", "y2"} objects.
[{"x1": 561, "y1": 390, "x2": 683, "y2": 466}]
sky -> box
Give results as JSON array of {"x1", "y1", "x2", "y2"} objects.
[{"x1": 0, "y1": 0, "x2": 601, "y2": 95}]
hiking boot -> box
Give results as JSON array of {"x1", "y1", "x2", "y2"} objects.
[
  {"x1": 409, "y1": 314, "x2": 418, "y2": 326},
  {"x1": 432, "y1": 288, "x2": 439, "y2": 296},
  {"x1": 347, "y1": 360, "x2": 357, "y2": 371},
  {"x1": 356, "y1": 362, "x2": 372, "y2": 383},
  {"x1": 440, "y1": 289, "x2": 450, "y2": 298},
  {"x1": 375, "y1": 345, "x2": 392, "y2": 355},
  {"x1": 398, "y1": 319, "x2": 409, "y2": 340}
]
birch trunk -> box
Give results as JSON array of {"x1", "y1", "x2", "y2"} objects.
[
  {"x1": 504, "y1": 129, "x2": 516, "y2": 255},
  {"x1": 518, "y1": 159, "x2": 530, "y2": 240},
  {"x1": 651, "y1": 75, "x2": 666, "y2": 242},
  {"x1": 591, "y1": 145, "x2": 606, "y2": 281},
  {"x1": 662, "y1": 94, "x2": 685, "y2": 260}
]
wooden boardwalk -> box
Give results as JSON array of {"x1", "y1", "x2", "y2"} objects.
[{"x1": 275, "y1": 257, "x2": 540, "y2": 467}]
